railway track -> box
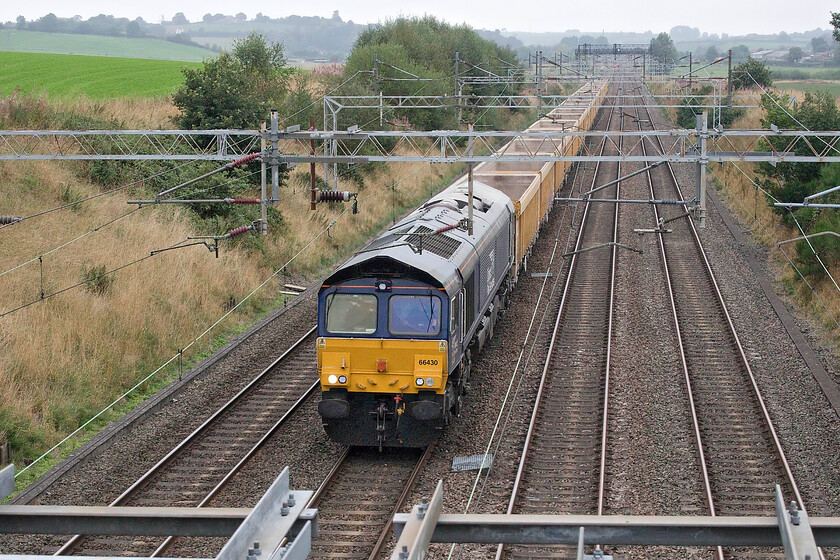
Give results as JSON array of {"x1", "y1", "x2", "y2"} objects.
[
  {"x1": 635, "y1": 90, "x2": 804, "y2": 556},
  {"x1": 496, "y1": 75, "x2": 811, "y2": 559},
  {"x1": 50, "y1": 327, "x2": 319, "y2": 557},
  {"x1": 499, "y1": 80, "x2": 625, "y2": 559},
  {"x1": 306, "y1": 446, "x2": 431, "y2": 560}
]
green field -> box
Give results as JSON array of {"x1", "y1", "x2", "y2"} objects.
[
  {"x1": 0, "y1": 51, "x2": 201, "y2": 99},
  {"x1": 775, "y1": 81, "x2": 840, "y2": 98},
  {"x1": 0, "y1": 30, "x2": 214, "y2": 61},
  {"x1": 768, "y1": 66, "x2": 840, "y2": 80}
]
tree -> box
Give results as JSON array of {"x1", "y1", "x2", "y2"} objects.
[
  {"x1": 758, "y1": 91, "x2": 840, "y2": 275},
  {"x1": 812, "y1": 36, "x2": 829, "y2": 52},
  {"x1": 172, "y1": 32, "x2": 289, "y2": 130},
  {"x1": 731, "y1": 58, "x2": 772, "y2": 90},
  {"x1": 235, "y1": 12, "x2": 247, "y2": 22},
  {"x1": 832, "y1": 11, "x2": 840, "y2": 42},
  {"x1": 704, "y1": 45, "x2": 719, "y2": 62},
  {"x1": 669, "y1": 25, "x2": 699, "y2": 42},
  {"x1": 730, "y1": 44, "x2": 750, "y2": 62},
  {"x1": 36, "y1": 13, "x2": 59, "y2": 32},
  {"x1": 15, "y1": 15, "x2": 25, "y2": 29},
  {"x1": 172, "y1": 12, "x2": 188, "y2": 24},
  {"x1": 343, "y1": 16, "x2": 522, "y2": 131},
  {"x1": 126, "y1": 20, "x2": 143, "y2": 38},
  {"x1": 650, "y1": 32, "x2": 677, "y2": 63},
  {"x1": 759, "y1": 91, "x2": 840, "y2": 192},
  {"x1": 786, "y1": 46, "x2": 804, "y2": 63},
  {"x1": 231, "y1": 32, "x2": 285, "y2": 71}
]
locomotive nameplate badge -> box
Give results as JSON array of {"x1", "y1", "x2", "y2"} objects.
[{"x1": 415, "y1": 355, "x2": 442, "y2": 371}]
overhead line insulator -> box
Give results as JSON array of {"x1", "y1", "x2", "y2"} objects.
[
  {"x1": 225, "y1": 225, "x2": 254, "y2": 238},
  {"x1": 434, "y1": 223, "x2": 461, "y2": 234},
  {"x1": 314, "y1": 190, "x2": 359, "y2": 214},
  {"x1": 227, "y1": 152, "x2": 261, "y2": 168},
  {"x1": 316, "y1": 190, "x2": 354, "y2": 202},
  {"x1": 0, "y1": 216, "x2": 22, "y2": 224}
]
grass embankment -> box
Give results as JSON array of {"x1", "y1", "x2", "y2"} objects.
[
  {"x1": 0, "y1": 51, "x2": 202, "y2": 99},
  {"x1": 0, "y1": 89, "x2": 485, "y2": 488},
  {"x1": 775, "y1": 82, "x2": 840, "y2": 98},
  {"x1": 658, "y1": 84, "x2": 840, "y2": 345},
  {"x1": 0, "y1": 30, "x2": 214, "y2": 61},
  {"x1": 768, "y1": 66, "x2": 840, "y2": 81}
]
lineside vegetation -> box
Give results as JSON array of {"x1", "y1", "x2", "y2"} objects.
[{"x1": 662, "y1": 72, "x2": 840, "y2": 343}]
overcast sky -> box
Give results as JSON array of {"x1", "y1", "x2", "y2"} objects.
[{"x1": 1, "y1": 0, "x2": 834, "y2": 36}]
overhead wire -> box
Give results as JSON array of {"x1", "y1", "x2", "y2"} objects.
[
  {"x1": 1, "y1": 70, "x2": 364, "y2": 239},
  {"x1": 15, "y1": 206, "x2": 350, "y2": 478},
  {"x1": 0, "y1": 207, "x2": 141, "y2": 278},
  {"x1": 278, "y1": 70, "x2": 365, "y2": 127},
  {"x1": 737, "y1": 71, "x2": 840, "y2": 296},
  {"x1": 0, "y1": 168, "x2": 263, "y2": 281},
  {"x1": 0, "y1": 237, "x2": 197, "y2": 319},
  {"x1": 0, "y1": 159, "x2": 201, "y2": 232}
]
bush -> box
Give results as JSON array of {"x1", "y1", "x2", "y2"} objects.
[
  {"x1": 82, "y1": 264, "x2": 115, "y2": 295},
  {"x1": 173, "y1": 32, "x2": 290, "y2": 130},
  {"x1": 341, "y1": 16, "x2": 524, "y2": 131},
  {"x1": 732, "y1": 58, "x2": 772, "y2": 90},
  {"x1": 676, "y1": 86, "x2": 744, "y2": 129},
  {"x1": 794, "y1": 213, "x2": 840, "y2": 279}
]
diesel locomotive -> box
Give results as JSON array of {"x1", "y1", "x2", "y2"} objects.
[{"x1": 317, "y1": 181, "x2": 514, "y2": 447}]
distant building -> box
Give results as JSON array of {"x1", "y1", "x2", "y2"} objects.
[{"x1": 751, "y1": 49, "x2": 788, "y2": 62}]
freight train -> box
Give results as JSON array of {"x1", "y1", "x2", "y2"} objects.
[{"x1": 316, "y1": 81, "x2": 607, "y2": 448}]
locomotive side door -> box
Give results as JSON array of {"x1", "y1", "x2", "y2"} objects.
[{"x1": 459, "y1": 291, "x2": 466, "y2": 343}]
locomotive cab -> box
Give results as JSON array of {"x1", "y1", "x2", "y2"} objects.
[{"x1": 317, "y1": 276, "x2": 457, "y2": 447}]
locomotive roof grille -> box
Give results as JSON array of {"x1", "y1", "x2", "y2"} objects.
[
  {"x1": 364, "y1": 233, "x2": 402, "y2": 251},
  {"x1": 403, "y1": 226, "x2": 461, "y2": 259}
]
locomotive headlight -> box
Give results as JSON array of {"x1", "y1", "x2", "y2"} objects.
[
  {"x1": 338, "y1": 375, "x2": 347, "y2": 384},
  {"x1": 328, "y1": 374, "x2": 338, "y2": 384},
  {"x1": 425, "y1": 377, "x2": 434, "y2": 387},
  {"x1": 415, "y1": 378, "x2": 425, "y2": 386}
]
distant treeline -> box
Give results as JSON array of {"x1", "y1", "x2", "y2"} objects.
[
  {"x1": 3, "y1": 13, "x2": 836, "y2": 63},
  {"x1": 5, "y1": 13, "x2": 207, "y2": 49},
  {"x1": 3, "y1": 12, "x2": 369, "y2": 61}
]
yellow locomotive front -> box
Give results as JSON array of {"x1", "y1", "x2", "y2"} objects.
[{"x1": 317, "y1": 278, "x2": 458, "y2": 448}]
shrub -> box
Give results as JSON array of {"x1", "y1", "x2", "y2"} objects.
[{"x1": 82, "y1": 264, "x2": 115, "y2": 295}]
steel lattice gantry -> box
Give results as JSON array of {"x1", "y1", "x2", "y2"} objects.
[
  {"x1": 575, "y1": 43, "x2": 652, "y2": 57},
  {"x1": 2, "y1": 125, "x2": 838, "y2": 228},
  {"x1": 1, "y1": 127, "x2": 837, "y2": 164},
  {"x1": 0, "y1": 129, "x2": 261, "y2": 161}
]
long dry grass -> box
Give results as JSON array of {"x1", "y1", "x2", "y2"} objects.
[
  {"x1": 707, "y1": 102, "x2": 840, "y2": 344},
  {"x1": 0, "y1": 159, "x2": 274, "y2": 463},
  {"x1": 0, "y1": 97, "x2": 466, "y2": 481}
]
